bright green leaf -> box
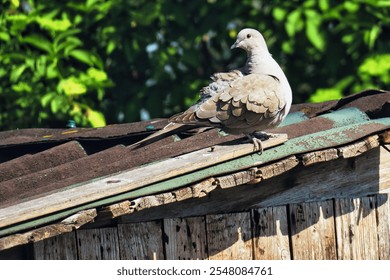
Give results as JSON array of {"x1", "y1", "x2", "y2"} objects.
[
  {"x1": 286, "y1": 9, "x2": 303, "y2": 37},
  {"x1": 87, "y1": 108, "x2": 106, "y2": 127},
  {"x1": 10, "y1": 65, "x2": 26, "y2": 82},
  {"x1": 309, "y1": 88, "x2": 343, "y2": 103},
  {"x1": 87, "y1": 68, "x2": 108, "y2": 82},
  {"x1": 0, "y1": 32, "x2": 10, "y2": 42},
  {"x1": 359, "y1": 54, "x2": 390, "y2": 77},
  {"x1": 59, "y1": 77, "x2": 87, "y2": 95},
  {"x1": 272, "y1": 7, "x2": 287, "y2": 21},
  {"x1": 36, "y1": 17, "x2": 72, "y2": 32}
]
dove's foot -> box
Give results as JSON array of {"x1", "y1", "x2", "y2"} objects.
[{"x1": 245, "y1": 133, "x2": 265, "y2": 153}]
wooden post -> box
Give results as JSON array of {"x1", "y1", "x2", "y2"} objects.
[
  {"x1": 335, "y1": 197, "x2": 379, "y2": 259},
  {"x1": 34, "y1": 232, "x2": 77, "y2": 260},
  {"x1": 252, "y1": 206, "x2": 290, "y2": 260},
  {"x1": 375, "y1": 194, "x2": 390, "y2": 260},
  {"x1": 76, "y1": 228, "x2": 120, "y2": 260},
  {"x1": 206, "y1": 212, "x2": 252, "y2": 260},
  {"x1": 289, "y1": 200, "x2": 337, "y2": 260},
  {"x1": 118, "y1": 221, "x2": 164, "y2": 260},
  {"x1": 163, "y1": 217, "x2": 207, "y2": 260}
]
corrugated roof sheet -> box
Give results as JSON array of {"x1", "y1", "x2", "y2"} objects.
[{"x1": 0, "y1": 89, "x2": 389, "y2": 249}]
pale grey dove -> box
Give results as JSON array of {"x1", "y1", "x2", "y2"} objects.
[{"x1": 130, "y1": 28, "x2": 292, "y2": 151}]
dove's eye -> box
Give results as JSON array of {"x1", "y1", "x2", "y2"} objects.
[{"x1": 246, "y1": 34, "x2": 252, "y2": 39}]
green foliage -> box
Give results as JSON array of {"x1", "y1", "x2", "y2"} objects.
[{"x1": 0, "y1": 0, "x2": 389, "y2": 129}]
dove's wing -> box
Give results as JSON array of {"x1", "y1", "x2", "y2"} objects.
[{"x1": 170, "y1": 74, "x2": 287, "y2": 134}]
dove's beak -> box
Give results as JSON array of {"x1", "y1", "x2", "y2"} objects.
[{"x1": 230, "y1": 40, "x2": 239, "y2": 49}]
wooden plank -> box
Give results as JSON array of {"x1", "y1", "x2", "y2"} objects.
[
  {"x1": 301, "y1": 148, "x2": 338, "y2": 166},
  {"x1": 252, "y1": 206, "x2": 290, "y2": 260},
  {"x1": 289, "y1": 200, "x2": 337, "y2": 260},
  {"x1": 0, "y1": 209, "x2": 96, "y2": 251},
  {"x1": 76, "y1": 228, "x2": 119, "y2": 260},
  {"x1": 0, "y1": 135, "x2": 287, "y2": 229},
  {"x1": 118, "y1": 221, "x2": 164, "y2": 260},
  {"x1": 256, "y1": 156, "x2": 299, "y2": 180},
  {"x1": 335, "y1": 197, "x2": 379, "y2": 260},
  {"x1": 254, "y1": 145, "x2": 390, "y2": 208},
  {"x1": 375, "y1": 194, "x2": 390, "y2": 260},
  {"x1": 206, "y1": 212, "x2": 252, "y2": 260},
  {"x1": 34, "y1": 232, "x2": 77, "y2": 260},
  {"x1": 164, "y1": 217, "x2": 207, "y2": 260},
  {"x1": 338, "y1": 135, "x2": 379, "y2": 158}
]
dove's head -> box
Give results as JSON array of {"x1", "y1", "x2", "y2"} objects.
[{"x1": 231, "y1": 28, "x2": 268, "y2": 53}]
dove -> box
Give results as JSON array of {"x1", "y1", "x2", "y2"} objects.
[{"x1": 130, "y1": 28, "x2": 292, "y2": 151}]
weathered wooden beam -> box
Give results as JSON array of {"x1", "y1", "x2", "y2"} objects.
[
  {"x1": 301, "y1": 148, "x2": 338, "y2": 166},
  {"x1": 0, "y1": 209, "x2": 96, "y2": 251},
  {"x1": 338, "y1": 135, "x2": 379, "y2": 158}
]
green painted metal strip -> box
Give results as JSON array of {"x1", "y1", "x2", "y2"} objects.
[{"x1": 1, "y1": 117, "x2": 389, "y2": 238}]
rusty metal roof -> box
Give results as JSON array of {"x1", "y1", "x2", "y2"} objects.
[{"x1": 0, "y1": 89, "x2": 389, "y2": 250}]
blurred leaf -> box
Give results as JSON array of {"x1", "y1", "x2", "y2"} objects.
[
  {"x1": 87, "y1": 108, "x2": 106, "y2": 127},
  {"x1": 69, "y1": 49, "x2": 103, "y2": 68},
  {"x1": 22, "y1": 35, "x2": 53, "y2": 54},
  {"x1": 305, "y1": 10, "x2": 325, "y2": 51},
  {"x1": 0, "y1": 32, "x2": 10, "y2": 42},
  {"x1": 286, "y1": 9, "x2": 304, "y2": 37},
  {"x1": 359, "y1": 54, "x2": 390, "y2": 77},
  {"x1": 309, "y1": 88, "x2": 343, "y2": 103},
  {"x1": 59, "y1": 77, "x2": 87, "y2": 95},
  {"x1": 10, "y1": 65, "x2": 26, "y2": 82},
  {"x1": 36, "y1": 17, "x2": 72, "y2": 32}
]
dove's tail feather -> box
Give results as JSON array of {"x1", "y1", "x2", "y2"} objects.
[{"x1": 128, "y1": 122, "x2": 191, "y2": 150}]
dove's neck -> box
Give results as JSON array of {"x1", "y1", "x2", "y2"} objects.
[{"x1": 246, "y1": 50, "x2": 277, "y2": 75}]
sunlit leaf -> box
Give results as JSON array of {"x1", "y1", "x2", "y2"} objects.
[
  {"x1": 59, "y1": 77, "x2": 87, "y2": 95},
  {"x1": 87, "y1": 108, "x2": 106, "y2": 127}
]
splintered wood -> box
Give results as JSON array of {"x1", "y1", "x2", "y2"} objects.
[
  {"x1": 0, "y1": 209, "x2": 96, "y2": 251},
  {"x1": 338, "y1": 135, "x2": 379, "y2": 158}
]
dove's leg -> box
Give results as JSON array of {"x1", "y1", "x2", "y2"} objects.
[{"x1": 245, "y1": 133, "x2": 265, "y2": 153}]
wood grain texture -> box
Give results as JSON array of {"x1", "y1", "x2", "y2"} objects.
[
  {"x1": 254, "y1": 145, "x2": 390, "y2": 208},
  {"x1": 375, "y1": 194, "x2": 390, "y2": 260},
  {"x1": 301, "y1": 148, "x2": 338, "y2": 166},
  {"x1": 289, "y1": 200, "x2": 337, "y2": 260},
  {"x1": 164, "y1": 217, "x2": 207, "y2": 260},
  {"x1": 76, "y1": 227, "x2": 119, "y2": 260},
  {"x1": 0, "y1": 209, "x2": 96, "y2": 251},
  {"x1": 118, "y1": 221, "x2": 163, "y2": 260},
  {"x1": 34, "y1": 232, "x2": 77, "y2": 260},
  {"x1": 335, "y1": 197, "x2": 379, "y2": 260},
  {"x1": 206, "y1": 212, "x2": 252, "y2": 260},
  {"x1": 252, "y1": 206, "x2": 290, "y2": 260}
]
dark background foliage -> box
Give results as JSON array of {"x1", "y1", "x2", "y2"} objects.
[{"x1": 0, "y1": 0, "x2": 389, "y2": 129}]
